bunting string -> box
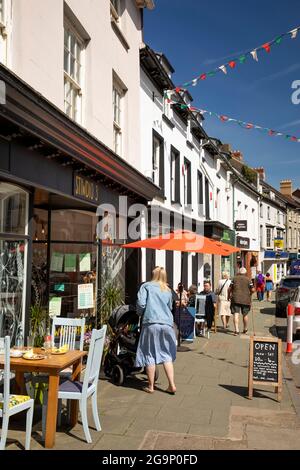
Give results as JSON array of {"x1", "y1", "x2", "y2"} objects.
[
  {"x1": 165, "y1": 94, "x2": 300, "y2": 143},
  {"x1": 171, "y1": 25, "x2": 300, "y2": 92}
]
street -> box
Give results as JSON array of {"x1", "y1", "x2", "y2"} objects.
[{"x1": 6, "y1": 295, "x2": 300, "y2": 451}]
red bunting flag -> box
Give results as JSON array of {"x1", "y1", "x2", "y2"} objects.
[
  {"x1": 229, "y1": 61, "x2": 236, "y2": 69},
  {"x1": 269, "y1": 130, "x2": 275, "y2": 136},
  {"x1": 291, "y1": 136, "x2": 298, "y2": 142},
  {"x1": 200, "y1": 74, "x2": 207, "y2": 80},
  {"x1": 175, "y1": 87, "x2": 182, "y2": 93},
  {"x1": 262, "y1": 43, "x2": 271, "y2": 53},
  {"x1": 220, "y1": 115, "x2": 229, "y2": 122},
  {"x1": 246, "y1": 123, "x2": 254, "y2": 129}
]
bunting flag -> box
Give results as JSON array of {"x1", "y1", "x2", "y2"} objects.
[
  {"x1": 170, "y1": 25, "x2": 300, "y2": 92},
  {"x1": 164, "y1": 94, "x2": 300, "y2": 143}
]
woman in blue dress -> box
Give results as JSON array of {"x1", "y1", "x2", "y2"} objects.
[
  {"x1": 135, "y1": 266, "x2": 177, "y2": 394},
  {"x1": 265, "y1": 273, "x2": 274, "y2": 302}
]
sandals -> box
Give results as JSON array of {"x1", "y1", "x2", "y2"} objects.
[
  {"x1": 243, "y1": 329, "x2": 248, "y2": 335},
  {"x1": 143, "y1": 387, "x2": 154, "y2": 394},
  {"x1": 165, "y1": 388, "x2": 176, "y2": 395},
  {"x1": 234, "y1": 331, "x2": 240, "y2": 336}
]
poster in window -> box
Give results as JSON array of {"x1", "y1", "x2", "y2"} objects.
[
  {"x1": 50, "y1": 253, "x2": 64, "y2": 272},
  {"x1": 78, "y1": 283, "x2": 94, "y2": 310},
  {"x1": 49, "y1": 297, "x2": 62, "y2": 317},
  {"x1": 64, "y1": 254, "x2": 77, "y2": 272},
  {"x1": 79, "y1": 253, "x2": 91, "y2": 272}
]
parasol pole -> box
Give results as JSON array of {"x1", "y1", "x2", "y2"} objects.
[{"x1": 177, "y1": 252, "x2": 184, "y2": 347}]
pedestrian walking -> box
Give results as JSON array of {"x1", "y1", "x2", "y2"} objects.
[
  {"x1": 135, "y1": 266, "x2": 177, "y2": 395},
  {"x1": 195, "y1": 280, "x2": 217, "y2": 336},
  {"x1": 265, "y1": 273, "x2": 274, "y2": 301},
  {"x1": 255, "y1": 271, "x2": 265, "y2": 302},
  {"x1": 228, "y1": 267, "x2": 255, "y2": 336},
  {"x1": 216, "y1": 271, "x2": 231, "y2": 330}
]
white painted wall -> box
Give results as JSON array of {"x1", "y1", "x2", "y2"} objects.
[
  {"x1": 234, "y1": 182, "x2": 260, "y2": 252},
  {"x1": 3, "y1": 0, "x2": 145, "y2": 169}
]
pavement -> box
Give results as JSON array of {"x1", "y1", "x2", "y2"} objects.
[{"x1": 5, "y1": 295, "x2": 300, "y2": 450}]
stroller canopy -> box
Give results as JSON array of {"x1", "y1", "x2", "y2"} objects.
[{"x1": 108, "y1": 304, "x2": 138, "y2": 330}]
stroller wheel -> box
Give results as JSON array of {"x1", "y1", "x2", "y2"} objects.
[{"x1": 112, "y1": 365, "x2": 124, "y2": 386}]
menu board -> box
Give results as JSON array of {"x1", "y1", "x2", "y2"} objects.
[
  {"x1": 248, "y1": 336, "x2": 282, "y2": 402},
  {"x1": 78, "y1": 283, "x2": 94, "y2": 310},
  {"x1": 174, "y1": 307, "x2": 195, "y2": 342}
]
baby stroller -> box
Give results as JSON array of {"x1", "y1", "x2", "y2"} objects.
[{"x1": 103, "y1": 304, "x2": 159, "y2": 386}]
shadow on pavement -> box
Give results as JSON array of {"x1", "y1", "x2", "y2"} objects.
[
  {"x1": 198, "y1": 351, "x2": 248, "y2": 369},
  {"x1": 219, "y1": 384, "x2": 279, "y2": 402},
  {"x1": 260, "y1": 307, "x2": 275, "y2": 316}
]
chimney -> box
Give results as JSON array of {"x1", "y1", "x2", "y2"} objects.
[
  {"x1": 220, "y1": 143, "x2": 232, "y2": 154},
  {"x1": 254, "y1": 167, "x2": 266, "y2": 181},
  {"x1": 231, "y1": 150, "x2": 243, "y2": 162},
  {"x1": 280, "y1": 180, "x2": 293, "y2": 196}
]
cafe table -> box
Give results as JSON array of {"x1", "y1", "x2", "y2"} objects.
[{"x1": 0, "y1": 349, "x2": 86, "y2": 449}]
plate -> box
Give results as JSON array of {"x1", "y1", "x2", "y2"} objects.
[
  {"x1": 10, "y1": 350, "x2": 23, "y2": 358},
  {"x1": 51, "y1": 350, "x2": 67, "y2": 355},
  {"x1": 23, "y1": 354, "x2": 45, "y2": 360}
]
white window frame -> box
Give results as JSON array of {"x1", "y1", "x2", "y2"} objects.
[
  {"x1": 152, "y1": 135, "x2": 161, "y2": 187},
  {"x1": 64, "y1": 21, "x2": 84, "y2": 124},
  {"x1": 171, "y1": 151, "x2": 176, "y2": 202},
  {"x1": 266, "y1": 228, "x2": 272, "y2": 248},
  {"x1": 110, "y1": 0, "x2": 121, "y2": 22},
  {"x1": 267, "y1": 206, "x2": 270, "y2": 220},
  {"x1": 260, "y1": 203, "x2": 263, "y2": 218},
  {"x1": 113, "y1": 80, "x2": 125, "y2": 156}
]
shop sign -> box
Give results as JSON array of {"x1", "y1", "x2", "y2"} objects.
[
  {"x1": 274, "y1": 238, "x2": 284, "y2": 251},
  {"x1": 221, "y1": 229, "x2": 235, "y2": 246},
  {"x1": 73, "y1": 174, "x2": 101, "y2": 204},
  {"x1": 235, "y1": 220, "x2": 247, "y2": 231},
  {"x1": 237, "y1": 236, "x2": 250, "y2": 249}
]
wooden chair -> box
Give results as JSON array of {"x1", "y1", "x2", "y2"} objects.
[
  {"x1": 0, "y1": 336, "x2": 34, "y2": 450},
  {"x1": 57, "y1": 326, "x2": 107, "y2": 443}
]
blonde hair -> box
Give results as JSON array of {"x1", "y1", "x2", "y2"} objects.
[
  {"x1": 151, "y1": 266, "x2": 169, "y2": 291},
  {"x1": 222, "y1": 271, "x2": 229, "y2": 279}
]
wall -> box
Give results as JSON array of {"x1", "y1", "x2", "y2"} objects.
[{"x1": 6, "y1": 0, "x2": 143, "y2": 169}]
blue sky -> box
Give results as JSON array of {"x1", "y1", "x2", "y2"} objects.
[{"x1": 144, "y1": 0, "x2": 300, "y2": 189}]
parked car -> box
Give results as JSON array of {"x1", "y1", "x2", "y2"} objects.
[
  {"x1": 275, "y1": 276, "x2": 300, "y2": 317},
  {"x1": 289, "y1": 287, "x2": 300, "y2": 338}
]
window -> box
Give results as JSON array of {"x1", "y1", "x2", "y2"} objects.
[
  {"x1": 295, "y1": 228, "x2": 297, "y2": 249},
  {"x1": 298, "y1": 229, "x2": 300, "y2": 247},
  {"x1": 277, "y1": 210, "x2": 281, "y2": 224},
  {"x1": 266, "y1": 228, "x2": 272, "y2": 248},
  {"x1": 244, "y1": 204, "x2": 248, "y2": 220},
  {"x1": 183, "y1": 159, "x2": 191, "y2": 206},
  {"x1": 0, "y1": 0, "x2": 4, "y2": 25},
  {"x1": 267, "y1": 206, "x2": 270, "y2": 220},
  {"x1": 111, "y1": 0, "x2": 121, "y2": 21},
  {"x1": 113, "y1": 81, "x2": 125, "y2": 156},
  {"x1": 216, "y1": 189, "x2": 220, "y2": 219},
  {"x1": 260, "y1": 225, "x2": 263, "y2": 246},
  {"x1": 197, "y1": 171, "x2": 203, "y2": 214},
  {"x1": 252, "y1": 208, "x2": 255, "y2": 238},
  {"x1": 171, "y1": 147, "x2": 180, "y2": 203},
  {"x1": 152, "y1": 131, "x2": 164, "y2": 194},
  {"x1": 0, "y1": 183, "x2": 28, "y2": 342},
  {"x1": 64, "y1": 23, "x2": 84, "y2": 123},
  {"x1": 260, "y1": 203, "x2": 263, "y2": 218},
  {"x1": 237, "y1": 201, "x2": 241, "y2": 219},
  {"x1": 205, "y1": 177, "x2": 210, "y2": 220},
  {"x1": 289, "y1": 227, "x2": 292, "y2": 249}
]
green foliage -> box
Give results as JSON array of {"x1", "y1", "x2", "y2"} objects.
[
  {"x1": 99, "y1": 279, "x2": 124, "y2": 328},
  {"x1": 241, "y1": 165, "x2": 257, "y2": 186},
  {"x1": 30, "y1": 304, "x2": 48, "y2": 347}
]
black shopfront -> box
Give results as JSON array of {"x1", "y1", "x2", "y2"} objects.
[{"x1": 0, "y1": 65, "x2": 158, "y2": 342}]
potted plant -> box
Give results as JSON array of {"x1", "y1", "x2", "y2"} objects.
[{"x1": 29, "y1": 303, "x2": 48, "y2": 347}]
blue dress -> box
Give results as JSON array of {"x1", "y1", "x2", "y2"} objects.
[{"x1": 135, "y1": 282, "x2": 177, "y2": 367}]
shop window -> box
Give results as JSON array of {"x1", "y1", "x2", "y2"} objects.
[
  {"x1": 64, "y1": 22, "x2": 84, "y2": 123},
  {"x1": 0, "y1": 182, "x2": 28, "y2": 340},
  {"x1": 266, "y1": 228, "x2": 272, "y2": 248}
]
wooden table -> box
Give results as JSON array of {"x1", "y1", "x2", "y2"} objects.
[{"x1": 0, "y1": 349, "x2": 86, "y2": 448}]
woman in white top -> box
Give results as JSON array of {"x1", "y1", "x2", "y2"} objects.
[{"x1": 216, "y1": 271, "x2": 231, "y2": 330}]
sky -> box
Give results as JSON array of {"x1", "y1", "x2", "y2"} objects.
[{"x1": 143, "y1": 0, "x2": 300, "y2": 190}]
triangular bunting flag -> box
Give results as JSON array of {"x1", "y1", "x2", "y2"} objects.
[
  {"x1": 200, "y1": 74, "x2": 207, "y2": 80},
  {"x1": 228, "y1": 61, "x2": 236, "y2": 69},
  {"x1": 250, "y1": 50, "x2": 258, "y2": 61},
  {"x1": 219, "y1": 65, "x2": 227, "y2": 74},
  {"x1": 192, "y1": 79, "x2": 198, "y2": 86},
  {"x1": 291, "y1": 28, "x2": 298, "y2": 39},
  {"x1": 262, "y1": 43, "x2": 271, "y2": 53},
  {"x1": 239, "y1": 55, "x2": 247, "y2": 64}
]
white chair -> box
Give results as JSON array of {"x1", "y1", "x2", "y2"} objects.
[
  {"x1": 57, "y1": 325, "x2": 107, "y2": 443},
  {"x1": 39, "y1": 317, "x2": 86, "y2": 438},
  {"x1": 52, "y1": 317, "x2": 86, "y2": 351},
  {"x1": 0, "y1": 336, "x2": 34, "y2": 450}
]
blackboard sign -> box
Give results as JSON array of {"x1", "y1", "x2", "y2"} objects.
[
  {"x1": 248, "y1": 337, "x2": 282, "y2": 402},
  {"x1": 253, "y1": 340, "x2": 278, "y2": 383},
  {"x1": 174, "y1": 307, "x2": 195, "y2": 342}
]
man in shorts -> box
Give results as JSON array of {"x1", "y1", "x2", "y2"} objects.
[{"x1": 228, "y1": 267, "x2": 255, "y2": 336}]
